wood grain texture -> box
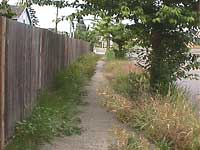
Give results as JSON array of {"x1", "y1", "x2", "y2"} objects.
[{"x1": 0, "y1": 17, "x2": 6, "y2": 150}]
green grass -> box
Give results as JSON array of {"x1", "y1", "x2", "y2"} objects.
[
  {"x1": 112, "y1": 72, "x2": 149, "y2": 100},
  {"x1": 6, "y1": 53, "x2": 100, "y2": 150}
]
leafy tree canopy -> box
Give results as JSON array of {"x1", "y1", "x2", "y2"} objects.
[
  {"x1": 94, "y1": 16, "x2": 134, "y2": 58},
  {"x1": 0, "y1": 1, "x2": 15, "y2": 18},
  {"x1": 70, "y1": 0, "x2": 200, "y2": 94},
  {"x1": 32, "y1": 0, "x2": 200, "y2": 94},
  {"x1": 32, "y1": 0, "x2": 68, "y2": 8}
]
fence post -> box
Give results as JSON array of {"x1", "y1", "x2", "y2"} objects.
[{"x1": 0, "y1": 17, "x2": 6, "y2": 150}]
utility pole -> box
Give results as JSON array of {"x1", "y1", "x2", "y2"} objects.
[
  {"x1": 55, "y1": 5, "x2": 59, "y2": 32},
  {"x1": 70, "y1": 21, "x2": 72, "y2": 38},
  {"x1": 198, "y1": 0, "x2": 200, "y2": 23}
]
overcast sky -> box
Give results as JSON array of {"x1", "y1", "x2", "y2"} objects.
[{"x1": 3, "y1": 0, "x2": 92, "y2": 33}]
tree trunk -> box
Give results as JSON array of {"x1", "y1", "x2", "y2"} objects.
[
  {"x1": 150, "y1": 31, "x2": 170, "y2": 95},
  {"x1": 198, "y1": 0, "x2": 200, "y2": 23},
  {"x1": 117, "y1": 44, "x2": 124, "y2": 58},
  {"x1": 107, "y1": 34, "x2": 111, "y2": 50}
]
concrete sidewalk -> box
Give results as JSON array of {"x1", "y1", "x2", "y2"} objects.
[{"x1": 40, "y1": 60, "x2": 123, "y2": 150}]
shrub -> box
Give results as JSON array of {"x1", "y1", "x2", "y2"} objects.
[
  {"x1": 112, "y1": 72, "x2": 149, "y2": 100},
  {"x1": 105, "y1": 49, "x2": 115, "y2": 60},
  {"x1": 113, "y1": 48, "x2": 127, "y2": 59}
]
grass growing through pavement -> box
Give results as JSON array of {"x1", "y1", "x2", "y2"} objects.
[
  {"x1": 102, "y1": 59, "x2": 200, "y2": 150},
  {"x1": 6, "y1": 53, "x2": 99, "y2": 150}
]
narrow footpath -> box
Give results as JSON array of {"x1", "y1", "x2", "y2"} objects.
[{"x1": 40, "y1": 60, "x2": 124, "y2": 150}]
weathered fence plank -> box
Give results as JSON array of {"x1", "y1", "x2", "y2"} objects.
[
  {"x1": 0, "y1": 17, "x2": 6, "y2": 150},
  {"x1": 0, "y1": 16, "x2": 91, "y2": 148}
]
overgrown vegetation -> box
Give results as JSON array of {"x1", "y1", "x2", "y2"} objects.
[
  {"x1": 95, "y1": 17, "x2": 133, "y2": 58},
  {"x1": 32, "y1": 0, "x2": 200, "y2": 95},
  {"x1": 105, "y1": 50, "x2": 115, "y2": 61},
  {"x1": 113, "y1": 73, "x2": 149, "y2": 100},
  {"x1": 109, "y1": 127, "x2": 153, "y2": 150},
  {"x1": 74, "y1": 17, "x2": 99, "y2": 48},
  {"x1": 6, "y1": 53, "x2": 99, "y2": 150},
  {"x1": 102, "y1": 60, "x2": 200, "y2": 150},
  {"x1": 69, "y1": 0, "x2": 200, "y2": 95}
]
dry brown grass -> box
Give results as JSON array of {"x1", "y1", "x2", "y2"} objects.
[
  {"x1": 104, "y1": 60, "x2": 143, "y2": 81},
  {"x1": 102, "y1": 60, "x2": 200, "y2": 150},
  {"x1": 101, "y1": 86, "x2": 200, "y2": 149},
  {"x1": 100, "y1": 87, "x2": 133, "y2": 123},
  {"x1": 109, "y1": 127, "x2": 152, "y2": 150},
  {"x1": 143, "y1": 97, "x2": 200, "y2": 150}
]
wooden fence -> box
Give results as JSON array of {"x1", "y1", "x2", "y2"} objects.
[{"x1": 0, "y1": 16, "x2": 91, "y2": 149}]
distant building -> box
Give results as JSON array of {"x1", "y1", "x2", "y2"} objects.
[
  {"x1": 189, "y1": 31, "x2": 200, "y2": 55},
  {"x1": 95, "y1": 36, "x2": 113, "y2": 49},
  {"x1": 76, "y1": 17, "x2": 86, "y2": 31},
  {"x1": 10, "y1": 5, "x2": 32, "y2": 25},
  {"x1": 190, "y1": 45, "x2": 200, "y2": 55},
  {"x1": 10, "y1": 5, "x2": 38, "y2": 26}
]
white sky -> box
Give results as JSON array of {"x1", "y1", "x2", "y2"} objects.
[{"x1": 3, "y1": 0, "x2": 92, "y2": 33}]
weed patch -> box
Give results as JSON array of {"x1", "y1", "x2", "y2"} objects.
[
  {"x1": 105, "y1": 50, "x2": 115, "y2": 60},
  {"x1": 112, "y1": 72, "x2": 149, "y2": 99},
  {"x1": 103, "y1": 60, "x2": 200, "y2": 150},
  {"x1": 109, "y1": 127, "x2": 155, "y2": 150},
  {"x1": 6, "y1": 53, "x2": 99, "y2": 150}
]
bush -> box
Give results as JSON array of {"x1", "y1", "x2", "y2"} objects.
[
  {"x1": 113, "y1": 72, "x2": 149, "y2": 100},
  {"x1": 105, "y1": 49, "x2": 115, "y2": 60},
  {"x1": 113, "y1": 48, "x2": 126, "y2": 59}
]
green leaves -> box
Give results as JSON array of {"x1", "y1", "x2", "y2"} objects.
[
  {"x1": 32, "y1": 0, "x2": 68, "y2": 7},
  {"x1": 121, "y1": 6, "x2": 131, "y2": 17},
  {"x1": 94, "y1": 17, "x2": 134, "y2": 58},
  {"x1": 154, "y1": 5, "x2": 196, "y2": 27},
  {"x1": 0, "y1": 1, "x2": 16, "y2": 18},
  {"x1": 34, "y1": 0, "x2": 200, "y2": 93},
  {"x1": 152, "y1": 17, "x2": 161, "y2": 23}
]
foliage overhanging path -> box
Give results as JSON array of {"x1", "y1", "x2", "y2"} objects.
[{"x1": 40, "y1": 60, "x2": 124, "y2": 150}]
